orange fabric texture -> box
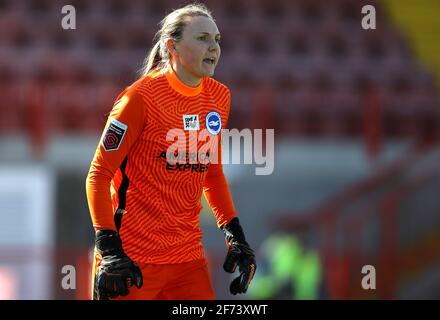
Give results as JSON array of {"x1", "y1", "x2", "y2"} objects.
[
  {"x1": 86, "y1": 67, "x2": 237, "y2": 264},
  {"x1": 91, "y1": 255, "x2": 215, "y2": 300}
]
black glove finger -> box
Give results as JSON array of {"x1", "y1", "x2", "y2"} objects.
[
  {"x1": 97, "y1": 289, "x2": 109, "y2": 300},
  {"x1": 98, "y1": 276, "x2": 118, "y2": 299},
  {"x1": 112, "y1": 275, "x2": 130, "y2": 296},
  {"x1": 119, "y1": 268, "x2": 136, "y2": 288},
  {"x1": 107, "y1": 290, "x2": 120, "y2": 299},
  {"x1": 230, "y1": 272, "x2": 250, "y2": 295},
  {"x1": 97, "y1": 271, "x2": 111, "y2": 292},
  {"x1": 229, "y1": 275, "x2": 243, "y2": 295},
  {"x1": 100, "y1": 272, "x2": 129, "y2": 298},
  {"x1": 122, "y1": 270, "x2": 141, "y2": 290},
  {"x1": 94, "y1": 277, "x2": 110, "y2": 301},
  {"x1": 123, "y1": 263, "x2": 143, "y2": 288},
  {"x1": 240, "y1": 262, "x2": 256, "y2": 293},
  {"x1": 223, "y1": 245, "x2": 241, "y2": 273},
  {"x1": 238, "y1": 256, "x2": 257, "y2": 272},
  {"x1": 229, "y1": 261, "x2": 257, "y2": 295},
  {"x1": 132, "y1": 265, "x2": 143, "y2": 288}
]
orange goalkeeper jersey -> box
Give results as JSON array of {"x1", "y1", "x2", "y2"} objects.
[{"x1": 86, "y1": 66, "x2": 237, "y2": 264}]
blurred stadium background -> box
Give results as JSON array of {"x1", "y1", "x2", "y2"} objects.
[{"x1": 0, "y1": 0, "x2": 439, "y2": 299}]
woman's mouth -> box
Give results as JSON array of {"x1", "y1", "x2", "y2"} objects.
[{"x1": 203, "y1": 57, "x2": 216, "y2": 65}]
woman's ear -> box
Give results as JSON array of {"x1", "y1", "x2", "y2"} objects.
[{"x1": 165, "y1": 38, "x2": 178, "y2": 56}]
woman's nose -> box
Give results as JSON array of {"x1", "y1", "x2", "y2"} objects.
[{"x1": 209, "y1": 43, "x2": 219, "y2": 52}]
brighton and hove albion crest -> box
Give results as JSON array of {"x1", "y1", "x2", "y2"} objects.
[{"x1": 205, "y1": 111, "x2": 221, "y2": 135}]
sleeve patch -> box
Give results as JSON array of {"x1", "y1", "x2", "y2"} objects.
[{"x1": 102, "y1": 118, "x2": 128, "y2": 151}]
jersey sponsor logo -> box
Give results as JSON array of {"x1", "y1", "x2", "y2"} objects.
[
  {"x1": 166, "y1": 162, "x2": 210, "y2": 172},
  {"x1": 102, "y1": 118, "x2": 127, "y2": 151},
  {"x1": 206, "y1": 111, "x2": 221, "y2": 135},
  {"x1": 158, "y1": 151, "x2": 211, "y2": 172},
  {"x1": 183, "y1": 114, "x2": 200, "y2": 131}
]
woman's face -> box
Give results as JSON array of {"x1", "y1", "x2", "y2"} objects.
[{"x1": 173, "y1": 16, "x2": 221, "y2": 79}]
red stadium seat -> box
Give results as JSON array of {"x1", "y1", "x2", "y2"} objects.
[{"x1": 0, "y1": 0, "x2": 437, "y2": 139}]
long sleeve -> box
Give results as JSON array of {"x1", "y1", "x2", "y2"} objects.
[
  {"x1": 86, "y1": 87, "x2": 146, "y2": 230},
  {"x1": 203, "y1": 153, "x2": 237, "y2": 228},
  {"x1": 202, "y1": 87, "x2": 237, "y2": 229}
]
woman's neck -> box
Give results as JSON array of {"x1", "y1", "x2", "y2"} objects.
[{"x1": 170, "y1": 61, "x2": 202, "y2": 87}]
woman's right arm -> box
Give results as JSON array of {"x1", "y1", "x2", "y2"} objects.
[{"x1": 86, "y1": 87, "x2": 146, "y2": 231}]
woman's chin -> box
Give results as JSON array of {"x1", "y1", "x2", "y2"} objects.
[{"x1": 202, "y1": 68, "x2": 215, "y2": 78}]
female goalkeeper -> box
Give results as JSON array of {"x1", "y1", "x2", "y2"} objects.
[{"x1": 86, "y1": 3, "x2": 256, "y2": 300}]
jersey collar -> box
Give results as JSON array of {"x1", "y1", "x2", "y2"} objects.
[{"x1": 165, "y1": 65, "x2": 204, "y2": 97}]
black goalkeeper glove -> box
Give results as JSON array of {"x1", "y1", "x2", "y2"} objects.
[
  {"x1": 94, "y1": 230, "x2": 143, "y2": 300},
  {"x1": 222, "y1": 217, "x2": 257, "y2": 295}
]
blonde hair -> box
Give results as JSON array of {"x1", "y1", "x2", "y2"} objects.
[{"x1": 138, "y1": 3, "x2": 214, "y2": 77}]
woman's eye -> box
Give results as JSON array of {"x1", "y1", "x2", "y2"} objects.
[
  {"x1": 216, "y1": 38, "x2": 221, "y2": 43},
  {"x1": 198, "y1": 36, "x2": 207, "y2": 41}
]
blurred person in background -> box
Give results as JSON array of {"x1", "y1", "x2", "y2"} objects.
[
  {"x1": 85, "y1": 3, "x2": 256, "y2": 300},
  {"x1": 247, "y1": 233, "x2": 323, "y2": 300}
]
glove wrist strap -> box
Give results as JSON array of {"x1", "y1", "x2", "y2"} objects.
[
  {"x1": 95, "y1": 229, "x2": 124, "y2": 257},
  {"x1": 222, "y1": 217, "x2": 248, "y2": 245}
]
